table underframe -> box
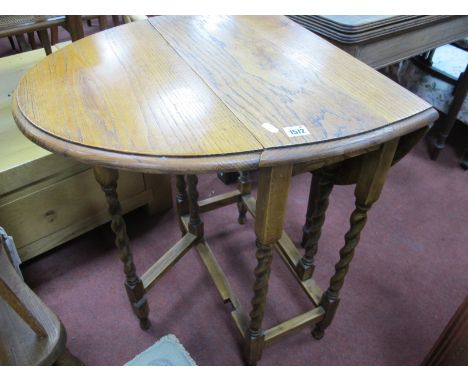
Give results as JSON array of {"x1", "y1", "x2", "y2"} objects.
[{"x1": 93, "y1": 136, "x2": 403, "y2": 365}]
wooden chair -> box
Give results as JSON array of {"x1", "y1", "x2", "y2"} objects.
[
  {"x1": 0, "y1": 228, "x2": 82, "y2": 365},
  {"x1": 0, "y1": 15, "x2": 85, "y2": 55}
]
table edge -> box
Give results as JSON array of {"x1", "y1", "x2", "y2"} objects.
[
  {"x1": 12, "y1": 92, "x2": 438, "y2": 174},
  {"x1": 11, "y1": 97, "x2": 262, "y2": 174},
  {"x1": 259, "y1": 107, "x2": 439, "y2": 167}
]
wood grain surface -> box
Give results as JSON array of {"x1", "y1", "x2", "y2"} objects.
[
  {"x1": 13, "y1": 16, "x2": 438, "y2": 173},
  {"x1": 15, "y1": 21, "x2": 261, "y2": 157},
  {"x1": 151, "y1": 16, "x2": 432, "y2": 150}
]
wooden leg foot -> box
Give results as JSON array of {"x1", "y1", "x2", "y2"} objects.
[
  {"x1": 125, "y1": 280, "x2": 151, "y2": 330},
  {"x1": 139, "y1": 317, "x2": 151, "y2": 330},
  {"x1": 311, "y1": 326, "x2": 324, "y2": 340},
  {"x1": 244, "y1": 330, "x2": 265, "y2": 366}
]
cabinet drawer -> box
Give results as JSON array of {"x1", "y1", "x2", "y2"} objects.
[{"x1": 0, "y1": 168, "x2": 145, "y2": 251}]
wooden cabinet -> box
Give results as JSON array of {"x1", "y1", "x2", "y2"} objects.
[{"x1": 0, "y1": 46, "x2": 172, "y2": 262}]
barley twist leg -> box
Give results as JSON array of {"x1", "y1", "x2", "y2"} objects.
[
  {"x1": 187, "y1": 175, "x2": 204, "y2": 238},
  {"x1": 297, "y1": 172, "x2": 334, "y2": 280},
  {"x1": 312, "y1": 203, "x2": 369, "y2": 339},
  {"x1": 244, "y1": 241, "x2": 273, "y2": 365},
  {"x1": 94, "y1": 167, "x2": 150, "y2": 330},
  {"x1": 175, "y1": 175, "x2": 189, "y2": 234}
]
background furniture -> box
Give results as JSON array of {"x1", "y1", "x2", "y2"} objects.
[
  {"x1": 423, "y1": 296, "x2": 468, "y2": 365},
  {"x1": 0, "y1": 228, "x2": 82, "y2": 365},
  {"x1": 289, "y1": 15, "x2": 468, "y2": 69},
  {"x1": 429, "y1": 63, "x2": 468, "y2": 166},
  {"x1": 12, "y1": 16, "x2": 437, "y2": 365},
  {"x1": 0, "y1": 40, "x2": 172, "y2": 263},
  {"x1": 289, "y1": 15, "x2": 468, "y2": 241},
  {"x1": 0, "y1": 15, "x2": 85, "y2": 55}
]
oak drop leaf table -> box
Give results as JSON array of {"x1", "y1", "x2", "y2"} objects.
[{"x1": 12, "y1": 16, "x2": 438, "y2": 365}]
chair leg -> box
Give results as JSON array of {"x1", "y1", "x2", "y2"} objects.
[
  {"x1": 37, "y1": 29, "x2": 52, "y2": 55},
  {"x1": 14, "y1": 34, "x2": 31, "y2": 52},
  {"x1": 312, "y1": 138, "x2": 399, "y2": 340},
  {"x1": 65, "y1": 16, "x2": 85, "y2": 41},
  {"x1": 112, "y1": 15, "x2": 122, "y2": 26},
  {"x1": 8, "y1": 36, "x2": 16, "y2": 50},
  {"x1": 27, "y1": 32, "x2": 37, "y2": 49},
  {"x1": 50, "y1": 26, "x2": 59, "y2": 45},
  {"x1": 98, "y1": 16, "x2": 109, "y2": 30}
]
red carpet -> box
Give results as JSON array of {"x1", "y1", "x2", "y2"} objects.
[{"x1": 21, "y1": 135, "x2": 468, "y2": 365}]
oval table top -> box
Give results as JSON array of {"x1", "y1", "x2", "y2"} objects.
[{"x1": 13, "y1": 16, "x2": 438, "y2": 174}]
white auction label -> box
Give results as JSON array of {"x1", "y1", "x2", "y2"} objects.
[{"x1": 283, "y1": 125, "x2": 310, "y2": 138}]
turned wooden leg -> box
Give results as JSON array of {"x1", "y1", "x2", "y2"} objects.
[
  {"x1": 15, "y1": 34, "x2": 31, "y2": 52},
  {"x1": 244, "y1": 165, "x2": 292, "y2": 365},
  {"x1": 429, "y1": 64, "x2": 468, "y2": 160},
  {"x1": 187, "y1": 175, "x2": 204, "y2": 238},
  {"x1": 65, "y1": 16, "x2": 85, "y2": 42},
  {"x1": 98, "y1": 16, "x2": 109, "y2": 30},
  {"x1": 313, "y1": 139, "x2": 399, "y2": 340},
  {"x1": 237, "y1": 171, "x2": 251, "y2": 224},
  {"x1": 297, "y1": 171, "x2": 334, "y2": 280},
  {"x1": 93, "y1": 166, "x2": 150, "y2": 330}
]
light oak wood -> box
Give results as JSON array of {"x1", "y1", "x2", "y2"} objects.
[
  {"x1": 15, "y1": 20, "x2": 261, "y2": 159},
  {"x1": 151, "y1": 16, "x2": 432, "y2": 151},
  {"x1": 141, "y1": 232, "x2": 197, "y2": 290},
  {"x1": 14, "y1": 17, "x2": 437, "y2": 173},
  {"x1": 264, "y1": 307, "x2": 325, "y2": 346}
]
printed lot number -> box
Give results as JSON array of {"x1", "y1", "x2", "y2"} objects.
[{"x1": 283, "y1": 125, "x2": 310, "y2": 138}]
